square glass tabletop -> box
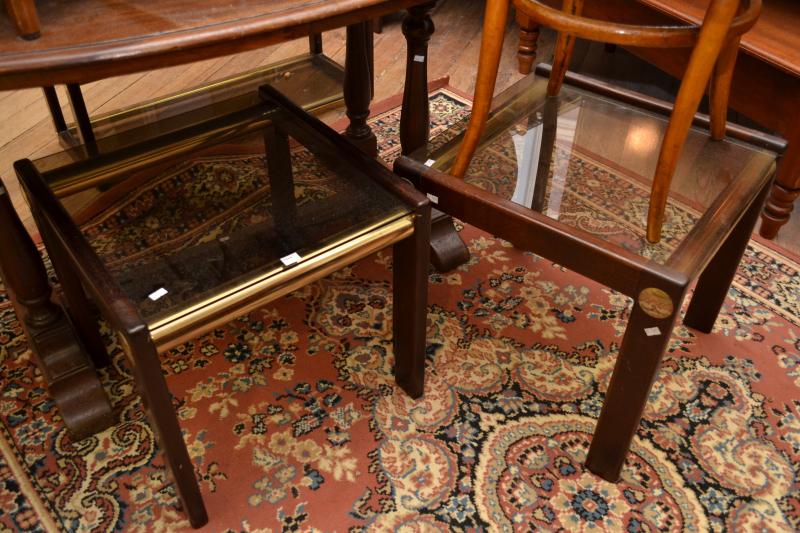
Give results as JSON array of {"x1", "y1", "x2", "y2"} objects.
[
  {"x1": 420, "y1": 74, "x2": 778, "y2": 273},
  {"x1": 29, "y1": 98, "x2": 411, "y2": 330}
]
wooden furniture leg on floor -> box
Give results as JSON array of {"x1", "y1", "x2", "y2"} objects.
[
  {"x1": 760, "y1": 121, "x2": 800, "y2": 238},
  {"x1": 3, "y1": 0, "x2": 40, "y2": 40},
  {"x1": 123, "y1": 329, "x2": 209, "y2": 527},
  {"x1": 0, "y1": 183, "x2": 114, "y2": 440},
  {"x1": 344, "y1": 21, "x2": 378, "y2": 156},
  {"x1": 401, "y1": 2, "x2": 470, "y2": 271},
  {"x1": 684, "y1": 177, "x2": 772, "y2": 332},
  {"x1": 392, "y1": 196, "x2": 431, "y2": 399}
]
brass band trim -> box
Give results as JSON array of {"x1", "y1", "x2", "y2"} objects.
[
  {"x1": 150, "y1": 213, "x2": 415, "y2": 351},
  {"x1": 88, "y1": 54, "x2": 339, "y2": 129}
]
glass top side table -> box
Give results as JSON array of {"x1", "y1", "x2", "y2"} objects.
[
  {"x1": 394, "y1": 69, "x2": 782, "y2": 484},
  {"x1": 16, "y1": 85, "x2": 430, "y2": 527}
]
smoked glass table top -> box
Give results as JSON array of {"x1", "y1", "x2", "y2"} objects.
[
  {"x1": 422, "y1": 75, "x2": 778, "y2": 268},
  {"x1": 31, "y1": 100, "x2": 411, "y2": 329}
]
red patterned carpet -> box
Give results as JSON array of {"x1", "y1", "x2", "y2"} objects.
[{"x1": 0, "y1": 85, "x2": 799, "y2": 531}]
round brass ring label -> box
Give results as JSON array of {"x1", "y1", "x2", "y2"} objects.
[{"x1": 638, "y1": 287, "x2": 674, "y2": 319}]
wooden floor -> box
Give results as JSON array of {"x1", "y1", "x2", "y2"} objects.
[{"x1": 1, "y1": 0, "x2": 797, "y2": 255}]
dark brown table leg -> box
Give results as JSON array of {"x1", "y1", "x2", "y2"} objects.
[
  {"x1": 0, "y1": 183, "x2": 114, "y2": 439},
  {"x1": 401, "y1": 2, "x2": 470, "y2": 272},
  {"x1": 686, "y1": 180, "x2": 771, "y2": 332},
  {"x1": 585, "y1": 280, "x2": 687, "y2": 482},
  {"x1": 393, "y1": 203, "x2": 431, "y2": 399},
  {"x1": 344, "y1": 22, "x2": 378, "y2": 156},
  {"x1": 123, "y1": 330, "x2": 208, "y2": 528},
  {"x1": 760, "y1": 122, "x2": 800, "y2": 239}
]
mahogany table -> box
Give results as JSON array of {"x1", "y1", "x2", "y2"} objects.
[{"x1": 0, "y1": 0, "x2": 456, "y2": 439}]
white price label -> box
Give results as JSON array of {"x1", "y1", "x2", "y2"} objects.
[
  {"x1": 148, "y1": 287, "x2": 168, "y2": 301},
  {"x1": 280, "y1": 252, "x2": 302, "y2": 266},
  {"x1": 644, "y1": 327, "x2": 662, "y2": 337}
]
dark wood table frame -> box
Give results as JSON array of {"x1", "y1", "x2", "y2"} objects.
[
  {"x1": 393, "y1": 67, "x2": 785, "y2": 482},
  {"x1": 17, "y1": 84, "x2": 431, "y2": 528},
  {"x1": 0, "y1": 1, "x2": 467, "y2": 441}
]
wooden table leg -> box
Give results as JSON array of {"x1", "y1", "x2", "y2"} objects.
[
  {"x1": 393, "y1": 202, "x2": 431, "y2": 399},
  {"x1": 686, "y1": 179, "x2": 770, "y2": 332},
  {"x1": 760, "y1": 121, "x2": 800, "y2": 239},
  {"x1": 585, "y1": 280, "x2": 687, "y2": 481},
  {"x1": 0, "y1": 183, "x2": 114, "y2": 439},
  {"x1": 123, "y1": 330, "x2": 208, "y2": 528},
  {"x1": 3, "y1": 0, "x2": 40, "y2": 40},
  {"x1": 401, "y1": 2, "x2": 470, "y2": 271},
  {"x1": 344, "y1": 21, "x2": 378, "y2": 156}
]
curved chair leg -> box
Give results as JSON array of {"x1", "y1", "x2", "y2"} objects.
[
  {"x1": 546, "y1": 0, "x2": 584, "y2": 97},
  {"x1": 451, "y1": 0, "x2": 511, "y2": 178},
  {"x1": 516, "y1": 11, "x2": 540, "y2": 75},
  {"x1": 708, "y1": 35, "x2": 741, "y2": 140},
  {"x1": 646, "y1": 0, "x2": 739, "y2": 243}
]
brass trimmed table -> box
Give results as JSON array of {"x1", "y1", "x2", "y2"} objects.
[
  {"x1": 16, "y1": 83, "x2": 430, "y2": 527},
  {"x1": 0, "y1": 0, "x2": 456, "y2": 440}
]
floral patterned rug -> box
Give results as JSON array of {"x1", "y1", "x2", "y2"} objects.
[{"x1": 1, "y1": 85, "x2": 799, "y2": 532}]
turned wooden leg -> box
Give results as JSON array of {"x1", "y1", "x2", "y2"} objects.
[
  {"x1": 3, "y1": 0, "x2": 40, "y2": 40},
  {"x1": 586, "y1": 281, "x2": 687, "y2": 481},
  {"x1": 122, "y1": 330, "x2": 208, "y2": 528},
  {"x1": 516, "y1": 11, "x2": 540, "y2": 75},
  {"x1": 392, "y1": 204, "x2": 431, "y2": 398},
  {"x1": 0, "y1": 183, "x2": 114, "y2": 439},
  {"x1": 402, "y1": 2, "x2": 470, "y2": 272},
  {"x1": 344, "y1": 22, "x2": 378, "y2": 156},
  {"x1": 684, "y1": 180, "x2": 769, "y2": 333},
  {"x1": 760, "y1": 122, "x2": 800, "y2": 239},
  {"x1": 400, "y1": 2, "x2": 436, "y2": 154}
]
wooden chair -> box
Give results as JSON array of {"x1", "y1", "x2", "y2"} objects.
[{"x1": 451, "y1": 0, "x2": 761, "y2": 243}]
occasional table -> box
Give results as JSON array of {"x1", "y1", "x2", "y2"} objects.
[
  {"x1": 17, "y1": 82, "x2": 430, "y2": 528},
  {"x1": 395, "y1": 68, "x2": 783, "y2": 481}
]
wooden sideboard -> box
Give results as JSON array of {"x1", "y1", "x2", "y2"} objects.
[{"x1": 516, "y1": 0, "x2": 800, "y2": 239}]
